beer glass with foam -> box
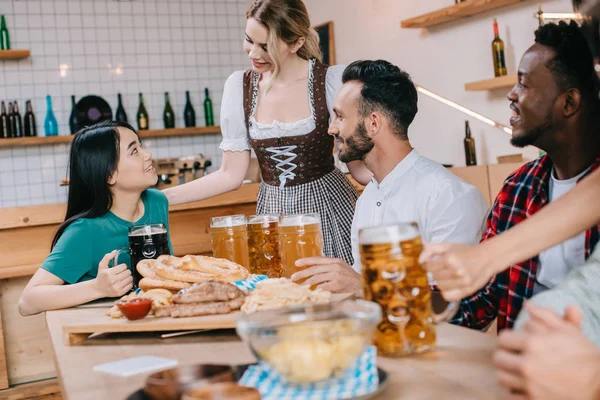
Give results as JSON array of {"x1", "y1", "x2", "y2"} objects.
[
  {"x1": 278, "y1": 213, "x2": 324, "y2": 279},
  {"x1": 210, "y1": 215, "x2": 249, "y2": 268},
  {"x1": 359, "y1": 223, "x2": 458, "y2": 356}
]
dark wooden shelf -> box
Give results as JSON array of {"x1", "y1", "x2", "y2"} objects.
[
  {"x1": 0, "y1": 49, "x2": 30, "y2": 60},
  {"x1": 401, "y1": 0, "x2": 529, "y2": 29},
  {"x1": 0, "y1": 126, "x2": 221, "y2": 149}
]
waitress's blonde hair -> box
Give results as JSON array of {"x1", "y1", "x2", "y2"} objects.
[{"x1": 247, "y1": 0, "x2": 322, "y2": 90}]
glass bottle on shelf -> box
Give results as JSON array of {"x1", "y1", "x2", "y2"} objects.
[
  {"x1": 136, "y1": 93, "x2": 149, "y2": 131},
  {"x1": 0, "y1": 16, "x2": 10, "y2": 50},
  {"x1": 203, "y1": 88, "x2": 214, "y2": 127},
  {"x1": 163, "y1": 92, "x2": 175, "y2": 129},
  {"x1": 464, "y1": 121, "x2": 477, "y2": 166},
  {"x1": 24, "y1": 100, "x2": 37, "y2": 137},
  {"x1": 44, "y1": 95, "x2": 59, "y2": 136},
  {"x1": 115, "y1": 93, "x2": 128, "y2": 123},
  {"x1": 8, "y1": 102, "x2": 16, "y2": 138},
  {"x1": 491, "y1": 19, "x2": 507, "y2": 77},
  {"x1": 69, "y1": 95, "x2": 80, "y2": 134},
  {"x1": 183, "y1": 91, "x2": 196, "y2": 127},
  {"x1": 1, "y1": 101, "x2": 10, "y2": 138}
]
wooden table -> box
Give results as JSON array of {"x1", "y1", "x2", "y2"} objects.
[{"x1": 46, "y1": 308, "x2": 506, "y2": 400}]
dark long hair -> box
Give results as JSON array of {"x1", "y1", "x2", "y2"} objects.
[{"x1": 51, "y1": 120, "x2": 138, "y2": 249}]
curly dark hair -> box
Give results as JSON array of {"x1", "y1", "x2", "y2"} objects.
[
  {"x1": 342, "y1": 60, "x2": 418, "y2": 140},
  {"x1": 535, "y1": 21, "x2": 599, "y2": 104}
]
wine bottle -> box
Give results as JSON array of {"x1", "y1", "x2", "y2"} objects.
[
  {"x1": 8, "y1": 102, "x2": 16, "y2": 138},
  {"x1": 163, "y1": 92, "x2": 175, "y2": 129},
  {"x1": 24, "y1": 100, "x2": 37, "y2": 137},
  {"x1": 69, "y1": 95, "x2": 79, "y2": 134},
  {"x1": 12, "y1": 101, "x2": 23, "y2": 138},
  {"x1": 136, "y1": 93, "x2": 149, "y2": 130},
  {"x1": 492, "y1": 19, "x2": 507, "y2": 77},
  {"x1": 1, "y1": 101, "x2": 10, "y2": 138},
  {"x1": 183, "y1": 91, "x2": 196, "y2": 127},
  {"x1": 0, "y1": 16, "x2": 10, "y2": 50},
  {"x1": 115, "y1": 93, "x2": 128, "y2": 123},
  {"x1": 203, "y1": 88, "x2": 214, "y2": 126},
  {"x1": 464, "y1": 121, "x2": 477, "y2": 166},
  {"x1": 44, "y1": 95, "x2": 59, "y2": 136}
]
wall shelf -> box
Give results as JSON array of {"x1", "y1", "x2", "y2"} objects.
[
  {"x1": 0, "y1": 50, "x2": 30, "y2": 60},
  {"x1": 465, "y1": 74, "x2": 517, "y2": 91},
  {"x1": 0, "y1": 126, "x2": 221, "y2": 149},
  {"x1": 401, "y1": 0, "x2": 529, "y2": 29}
]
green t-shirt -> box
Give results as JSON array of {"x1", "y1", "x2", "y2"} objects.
[{"x1": 41, "y1": 189, "x2": 173, "y2": 284}]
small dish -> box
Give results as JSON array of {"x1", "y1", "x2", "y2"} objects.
[
  {"x1": 117, "y1": 298, "x2": 153, "y2": 321},
  {"x1": 143, "y1": 364, "x2": 235, "y2": 400}
]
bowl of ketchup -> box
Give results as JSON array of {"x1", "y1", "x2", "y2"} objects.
[{"x1": 117, "y1": 298, "x2": 153, "y2": 320}]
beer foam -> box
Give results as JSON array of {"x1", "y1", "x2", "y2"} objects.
[
  {"x1": 211, "y1": 215, "x2": 247, "y2": 228},
  {"x1": 279, "y1": 214, "x2": 320, "y2": 227},
  {"x1": 359, "y1": 224, "x2": 420, "y2": 244},
  {"x1": 129, "y1": 226, "x2": 167, "y2": 236},
  {"x1": 248, "y1": 215, "x2": 278, "y2": 225}
]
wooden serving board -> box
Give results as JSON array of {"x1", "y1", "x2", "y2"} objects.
[
  {"x1": 61, "y1": 293, "x2": 355, "y2": 346},
  {"x1": 61, "y1": 307, "x2": 241, "y2": 346}
]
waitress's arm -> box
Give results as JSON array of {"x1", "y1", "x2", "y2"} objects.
[
  {"x1": 163, "y1": 150, "x2": 251, "y2": 205},
  {"x1": 346, "y1": 160, "x2": 373, "y2": 186}
]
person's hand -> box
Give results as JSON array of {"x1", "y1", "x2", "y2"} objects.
[
  {"x1": 493, "y1": 304, "x2": 600, "y2": 400},
  {"x1": 292, "y1": 257, "x2": 362, "y2": 296},
  {"x1": 94, "y1": 251, "x2": 133, "y2": 298},
  {"x1": 419, "y1": 243, "x2": 495, "y2": 301}
]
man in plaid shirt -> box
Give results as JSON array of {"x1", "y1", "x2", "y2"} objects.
[{"x1": 452, "y1": 21, "x2": 600, "y2": 331}]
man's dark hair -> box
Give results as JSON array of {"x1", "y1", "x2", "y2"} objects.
[
  {"x1": 535, "y1": 21, "x2": 599, "y2": 106},
  {"x1": 342, "y1": 60, "x2": 418, "y2": 140}
]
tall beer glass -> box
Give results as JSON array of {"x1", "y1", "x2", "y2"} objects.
[
  {"x1": 210, "y1": 215, "x2": 249, "y2": 268},
  {"x1": 247, "y1": 214, "x2": 282, "y2": 278},
  {"x1": 359, "y1": 223, "x2": 457, "y2": 356},
  {"x1": 278, "y1": 213, "x2": 324, "y2": 279}
]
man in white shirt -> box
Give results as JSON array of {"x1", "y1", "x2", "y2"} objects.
[{"x1": 292, "y1": 60, "x2": 489, "y2": 295}]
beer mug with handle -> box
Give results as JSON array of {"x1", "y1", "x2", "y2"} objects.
[
  {"x1": 359, "y1": 222, "x2": 458, "y2": 356},
  {"x1": 115, "y1": 223, "x2": 171, "y2": 290},
  {"x1": 278, "y1": 213, "x2": 324, "y2": 280},
  {"x1": 210, "y1": 215, "x2": 250, "y2": 268}
]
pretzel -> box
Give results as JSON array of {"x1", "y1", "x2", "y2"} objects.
[
  {"x1": 136, "y1": 259, "x2": 160, "y2": 279},
  {"x1": 153, "y1": 255, "x2": 248, "y2": 283},
  {"x1": 139, "y1": 277, "x2": 191, "y2": 293}
]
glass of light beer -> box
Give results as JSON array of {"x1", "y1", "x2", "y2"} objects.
[
  {"x1": 210, "y1": 215, "x2": 249, "y2": 268},
  {"x1": 359, "y1": 223, "x2": 458, "y2": 356},
  {"x1": 247, "y1": 214, "x2": 282, "y2": 278},
  {"x1": 278, "y1": 213, "x2": 324, "y2": 279}
]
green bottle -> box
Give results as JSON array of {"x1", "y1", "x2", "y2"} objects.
[
  {"x1": 203, "y1": 88, "x2": 214, "y2": 126},
  {"x1": 136, "y1": 93, "x2": 149, "y2": 131},
  {"x1": 0, "y1": 16, "x2": 10, "y2": 50},
  {"x1": 163, "y1": 92, "x2": 175, "y2": 129}
]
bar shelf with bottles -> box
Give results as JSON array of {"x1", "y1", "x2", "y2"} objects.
[
  {"x1": 0, "y1": 126, "x2": 222, "y2": 149},
  {"x1": 400, "y1": 0, "x2": 530, "y2": 29}
]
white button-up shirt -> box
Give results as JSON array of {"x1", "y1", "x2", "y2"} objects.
[{"x1": 351, "y1": 150, "x2": 490, "y2": 271}]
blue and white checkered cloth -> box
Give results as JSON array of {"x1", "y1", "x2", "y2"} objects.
[
  {"x1": 232, "y1": 274, "x2": 269, "y2": 291},
  {"x1": 239, "y1": 346, "x2": 379, "y2": 400}
]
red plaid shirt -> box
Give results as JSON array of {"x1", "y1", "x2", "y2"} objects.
[{"x1": 451, "y1": 155, "x2": 600, "y2": 331}]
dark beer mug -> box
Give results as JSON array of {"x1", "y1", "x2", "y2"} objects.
[{"x1": 116, "y1": 223, "x2": 171, "y2": 289}]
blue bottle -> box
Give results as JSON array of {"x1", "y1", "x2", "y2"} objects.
[{"x1": 44, "y1": 95, "x2": 58, "y2": 136}]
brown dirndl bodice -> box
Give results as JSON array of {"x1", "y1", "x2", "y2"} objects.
[{"x1": 242, "y1": 61, "x2": 335, "y2": 188}]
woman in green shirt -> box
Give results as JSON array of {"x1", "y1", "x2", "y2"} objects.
[{"x1": 19, "y1": 121, "x2": 172, "y2": 316}]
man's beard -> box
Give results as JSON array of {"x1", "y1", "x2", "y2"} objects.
[
  {"x1": 338, "y1": 122, "x2": 374, "y2": 163},
  {"x1": 510, "y1": 114, "x2": 553, "y2": 148}
]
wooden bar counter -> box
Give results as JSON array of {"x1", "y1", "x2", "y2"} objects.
[
  {"x1": 44, "y1": 307, "x2": 505, "y2": 400},
  {"x1": 0, "y1": 184, "x2": 262, "y2": 398}
]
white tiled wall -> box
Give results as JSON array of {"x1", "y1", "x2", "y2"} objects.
[{"x1": 0, "y1": 0, "x2": 249, "y2": 207}]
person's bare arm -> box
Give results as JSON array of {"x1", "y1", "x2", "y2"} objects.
[
  {"x1": 346, "y1": 160, "x2": 373, "y2": 186},
  {"x1": 423, "y1": 167, "x2": 600, "y2": 301},
  {"x1": 163, "y1": 150, "x2": 251, "y2": 205},
  {"x1": 18, "y1": 252, "x2": 132, "y2": 316}
]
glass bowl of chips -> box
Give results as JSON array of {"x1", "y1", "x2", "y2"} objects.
[{"x1": 236, "y1": 300, "x2": 381, "y2": 383}]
